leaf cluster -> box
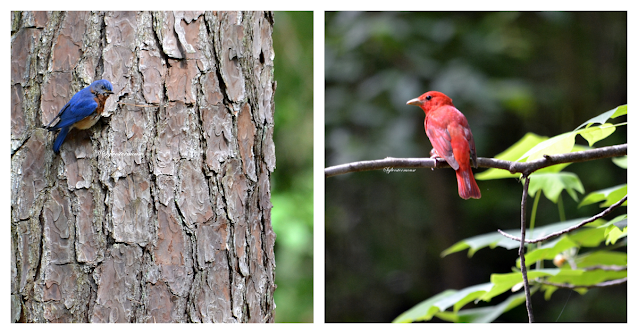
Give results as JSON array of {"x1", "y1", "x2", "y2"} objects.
[{"x1": 395, "y1": 106, "x2": 627, "y2": 323}]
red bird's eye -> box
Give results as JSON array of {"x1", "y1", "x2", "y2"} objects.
[{"x1": 425, "y1": 95, "x2": 432, "y2": 101}]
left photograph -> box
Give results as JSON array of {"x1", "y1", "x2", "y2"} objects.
[{"x1": 10, "y1": 11, "x2": 313, "y2": 323}]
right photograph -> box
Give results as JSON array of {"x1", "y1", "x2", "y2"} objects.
[{"x1": 325, "y1": 12, "x2": 627, "y2": 323}]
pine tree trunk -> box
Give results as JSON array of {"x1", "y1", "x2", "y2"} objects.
[{"x1": 11, "y1": 11, "x2": 276, "y2": 323}]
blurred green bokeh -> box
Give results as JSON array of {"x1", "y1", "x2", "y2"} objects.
[
  {"x1": 325, "y1": 12, "x2": 626, "y2": 323},
  {"x1": 271, "y1": 11, "x2": 313, "y2": 323}
]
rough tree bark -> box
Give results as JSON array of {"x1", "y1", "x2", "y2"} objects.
[{"x1": 11, "y1": 11, "x2": 276, "y2": 323}]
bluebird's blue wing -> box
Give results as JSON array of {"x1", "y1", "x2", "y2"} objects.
[
  {"x1": 46, "y1": 100, "x2": 71, "y2": 129},
  {"x1": 52, "y1": 92, "x2": 99, "y2": 129}
]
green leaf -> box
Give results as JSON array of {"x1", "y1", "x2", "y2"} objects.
[
  {"x1": 577, "y1": 123, "x2": 616, "y2": 146},
  {"x1": 527, "y1": 172, "x2": 584, "y2": 203},
  {"x1": 540, "y1": 268, "x2": 587, "y2": 298},
  {"x1": 474, "y1": 133, "x2": 589, "y2": 181},
  {"x1": 545, "y1": 267, "x2": 626, "y2": 288},
  {"x1": 435, "y1": 283, "x2": 494, "y2": 313},
  {"x1": 441, "y1": 219, "x2": 589, "y2": 257},
  {"x1": 604, "y1": 227, "x2": 627, "y2": 245},
  {"x1": 579, "y1": 184, "x2": 627, "y2": 208},
  {"x1": 440, "y1": 231, "x2": 517, "y2": 258},
  {"x1": 489, "y1": 132, "x2": 547, "y2": 161},
  {"x1": 599, "y1": 215, "x2": 627, "y2": 245},
  {"x1": 515, "y1": 106, "x2": 628, "y2": 162},
  {"x1": 433, "y1": 311, "x2": 459, "y2": 322},
  {"x1": 392, "y1": 290, "x2": 458, "y2": 323},
  {"x1": 475, "y1": 132, "x2": 547, "y2": 180},
  {"x1": 517, "y1": 236, "x2": 578, "y2": 267},
  {"x1": 519, "y1": 132, "x2": 576, "y2": 162},
  {"x1": 574, "y1": 105, "x2": 627, "y2": 130},
  {"x1": 435, "y1": 292, "x2": 527, "y2": 323},
  {"x1": 477, "y1": 106, "x2": 626, "y2": 181},
  {"x1": 542, "y1": 286, "x2": 559, "y2": 300},
  {"x1": 568, "y1": 225, "x2": 607, "y2": 247},
  {"x1": 575, "y1": 250, "x2": 627, "y2": 267},
  {"x1": 613, "y1": 104, "x2": 628, "y2": 118},
  {"x1": 519, "y1": 224, "x2": 611, "y2": 269},
  {"x1": 599, "y1": 214, "x2": 627, "y2": 230},
  {"x1": 612, "y1": 156, "x2": 627, "y2": 169},
  {"x1": 481, "y1": 269, "x2": 559, "y2": 302},
  {"x1": 541, "y1": 266, "x2": 625, "y2": 300},
  {"x1": 393, "y1": 283, "x2": 497, "y2": 322}
]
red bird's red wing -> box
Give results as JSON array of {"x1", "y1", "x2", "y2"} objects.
[
  {"x1": 425, "y1": 105, "x2": 472, "y2": 170},
  {"x1": 425, "y1": 123, "x2": 459, "y2": 170},
  {"x1": 464, "y1": 126, "x2": 478, "y2": 168}
]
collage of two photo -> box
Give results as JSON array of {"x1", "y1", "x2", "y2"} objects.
[{"x1": 9, "y1": 10, "x2": 628, "y2": 324}]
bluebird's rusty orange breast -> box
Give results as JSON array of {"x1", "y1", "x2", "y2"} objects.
[
  {"x1": 72, "y1": 113, "x2": 102, "y2": 130},
  {"x1": 72, "y1": 93, "x2": 109, "y2": 129}
]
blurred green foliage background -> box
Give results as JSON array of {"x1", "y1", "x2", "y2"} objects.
[
  {"x1": 325, "y1": 12, "x2": 626, "y2": 322},
  {"x1": 271, "y1": 11, "x2": 313, "y2": 322}
]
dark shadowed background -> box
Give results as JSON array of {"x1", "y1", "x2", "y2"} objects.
[{"x1": 325, "y1": 11, "x2": 626, "y2": 322}]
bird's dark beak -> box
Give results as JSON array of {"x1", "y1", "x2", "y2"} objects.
[
  {"x1": 406, "y1": 97, "x2": 422, "y2": 106},
  {"x1": 105, "y1": 90, "x2": 114, "y2": 96}
]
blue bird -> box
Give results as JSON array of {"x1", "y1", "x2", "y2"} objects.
[{"x1": 45, "y1": 79, "x2": 114, "y2": 153}]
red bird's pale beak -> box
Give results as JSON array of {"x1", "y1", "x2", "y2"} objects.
[{"x1": 406, "y1": 98, "x2": 422, "y2": 106}]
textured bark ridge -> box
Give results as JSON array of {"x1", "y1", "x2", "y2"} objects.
[{"x1": 11, "y1": 11, "x2": 276, "y2": 323}]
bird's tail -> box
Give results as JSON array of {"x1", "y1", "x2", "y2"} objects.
[
  {"x1": 455, "y1": 168, "x2": 481, "y2": 199},
  {"x1": 52, "y1": 127, "x2": 70, "y2": 154}
]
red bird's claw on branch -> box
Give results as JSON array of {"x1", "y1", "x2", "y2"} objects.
[{"x1": 430, "y1": 148, "x2": 441, "y2": 169}]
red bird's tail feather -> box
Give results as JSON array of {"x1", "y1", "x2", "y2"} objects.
[{"x1": 455, "y1": 169, "x2": 481, "y2": 199}]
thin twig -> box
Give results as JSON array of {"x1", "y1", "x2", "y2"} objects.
[
  {"x1": 519, "y1": 175, "x2": 534, "y2": 323},
  {"x1": 324, "y1": 144, "x2": 627, "y2": 177},
  {"x1": 539, "y1": 277, "x2": 627, "y2": 289},
  {"x1": 582, "y1": 265, "x2": 627, "y2": 272},
  {"x1": 498, "y1": 195, "x2": 627, "y2": 243},
  {"x1": 324, "y1": 143, "x2": 627, "y2": 324}
]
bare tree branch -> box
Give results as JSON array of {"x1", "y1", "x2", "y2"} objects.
[
  {"x1": 498, "y1": 195, "x2": 627, "y2": 244},
  {"x1": 325, "y1": 142, "x2": 627, "y2": 324},
  {"x1": 538, "y1": 277, "x2": 627, "y2": 289},
  {"x1": 519, "y1": 175, "x2": 534, "y2": 323},
  {"x1": 325, "y1": 157, "x2": 436, "y2": 177},
  {"x1": 325, "y1": 143, "x2": 627, "y2": 177}
]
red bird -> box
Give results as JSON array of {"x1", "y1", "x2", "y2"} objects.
[{"x1": 407, "y1": 91, "x2": 481, "y2": 199}]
